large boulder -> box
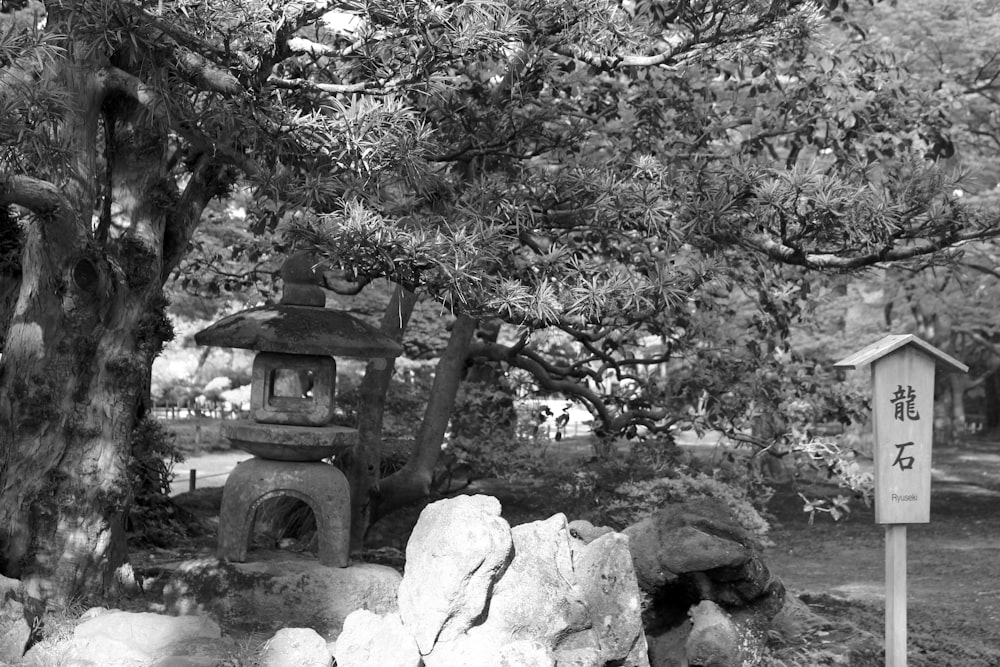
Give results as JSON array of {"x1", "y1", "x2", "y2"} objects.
[
  {"x1": 624, "y1": 498, "x2": 783, "y2": 666},
  {"x1": 163, "y1": 554, "x2": 401, "y2": 640},
  {"x1": 260, "y1": 627, "x2": 332, "y2": 667},
  {"x1": 23, "y1": 610, "x2": 225, "y2": 667},
  {"x1": 0, "y1": 575, "x2": 32, "y2": 665},
  {"x1": 483, "y1": 514, "x2": 587, "y2": 648},
  {"x1": 349, "y1": 496, "x2": 649, "y2": 667},
  {"x1": 685, "y1": 601, "x2": 745, "y2": 667},
  {"x1": 397, "y1": 494, "x2": 514, "y2": 653},
  {"x1": 623, "y1": 498, "x2": 784, "y2": 630},
  {"x1": 624, "y1": 497, "x2": 756, "y2": 591},
  {"x1": 571, "y1": 531, "x2": 649, "y2": 666},
  {"x1": 334, "y1": 610, "x2": 422, "y2": 667}
]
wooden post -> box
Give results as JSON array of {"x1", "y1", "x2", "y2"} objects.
[
  {"x1": 886, "y1": 524, "x2": 907, "y2": 667},
  {"x1": 189, "y1": 469, "x2": 196, "y2": 493},
  {"x1": 836, "y1": 334, "x2": 967, "y2": 667}
]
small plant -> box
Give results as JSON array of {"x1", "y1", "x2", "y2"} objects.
[
  {"x1": 610, "y1": 472, "x2": 773, "y2": 544},
  {"x1": 220, "y1": 632, "x2": 269, "y2": 667},
  {"x1": 24, "y1": 597, "x2": 89, "y2": 657},
  {"x1": 792, "y1": 438, "x2": 874, "y2": 523},
  {"x1": 126, "y1": 417, "x2": 195, "y2": 547}
]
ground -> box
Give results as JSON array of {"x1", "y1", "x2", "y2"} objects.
[
  {"x1": 763, "y1": 435, "x2": 1000, "y2": 666},
  {"x1": 155, "y1": 421, "x2": 1000, "y2": 666}
]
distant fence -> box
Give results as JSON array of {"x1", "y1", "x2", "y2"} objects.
[
  {"x1": 151, "y1": 402, "x2": 248, "y2": 421},
  {"x1": 173, "y1": 468, "x2": 232, "y2": 494}
]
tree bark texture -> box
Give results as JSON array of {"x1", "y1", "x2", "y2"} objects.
[
  {"x1": 0, "y1": 208, "x2": 19, "y2": 345},
  {"x1": 371, "y1": 313, "x2": 477, "y2": 524},
  {"x1": 0, "y1": 37, "x2": 215, "y2": 602}
]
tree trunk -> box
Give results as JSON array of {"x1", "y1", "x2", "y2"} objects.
[
  {"x1": 0, "y1": 40, "x2": 214, "y2": 601},
  {"x1": 984, "y1": 370, "x2": 1000, "y2": 434},
  {"x1": 348, "y1": 285, "x2": 417, "y2": 551},
  {"x1": 371, "y1": 313, "x2": 477, "y2": 524},
  {"x1": 944, "y1": 372, "x2": 969, "y2": 436},
  {"x1": 0, "y1": 226, "x2": 172, "y2": 601}
]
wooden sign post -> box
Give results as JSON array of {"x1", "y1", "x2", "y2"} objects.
[{"x1": 835, "y1": 335, "x2": 967, "y2": 667}]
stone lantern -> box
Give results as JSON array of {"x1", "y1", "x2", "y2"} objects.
[{"x1": 194, "y1": 253, "x2": 402, "y2": 566}]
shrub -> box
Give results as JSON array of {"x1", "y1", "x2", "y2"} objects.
[
  {"x1": 550, "y1": 435, "x2": 773, "y2": 543},
  {"x1": 126, "y1": 417, "x2": 197, "y2": 547}
]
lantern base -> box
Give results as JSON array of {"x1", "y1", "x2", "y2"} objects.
[{"x1": 218, "y1": 457, "x2": 350, "y2": 567}]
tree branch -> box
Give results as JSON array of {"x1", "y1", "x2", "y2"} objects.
[
  {"x1": 0, "y1": 175, "x2": 63, "y2": 214},
  {"x1": 551, "y1": 31, "x2": 696, "y2": 72},
  {"x1": 160, "y1": 155, "x2": 228, "y2": 283},
  {"x1": 98, "y1": 66, "x2": 160, "y2": 110},
  {"x1": 268, "y1": 75, "x2": 413, "y2": 95},
  {"x1": 173, "y1": 47, "x2": 242, "y2": 95},
  {"x1": 469, "y1": 340, "x2": 614, "y2": 429},
  {"x1": 742, "y1": 228, "x2": 1000, "y2": 269}
]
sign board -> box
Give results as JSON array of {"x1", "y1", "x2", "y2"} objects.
[
  {"x1": 835, "y1": 334, "x2": 967, "y2": 667},
  {"x1": 835, "y1": 334, "x2": 967, "y2": 524},
  {"x1": 870, "y1": 348, "x2": 934, "y2": 523}
]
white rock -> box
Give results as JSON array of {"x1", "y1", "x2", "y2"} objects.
[
  {"x1": 397, "y1": 495, "x2": 513, "y2": 653},
  {"x1": 260, "y1": 627, "x2": 332, "y2": 667},
  {"x1": 334, "y1": 610, "x2": 421, "y2": 667}
]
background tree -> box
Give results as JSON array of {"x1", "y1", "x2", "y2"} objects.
[
  {"x1": 286, "y1": 0, "x2": 1000, "y2": 529},
  {"x1": 815, "y1": 1, "x2": 1000, "y2": 432}
]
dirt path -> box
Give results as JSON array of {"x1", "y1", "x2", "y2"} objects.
[{"x1": 765, "y1": 436, "x2": 1000, "y2": 665}]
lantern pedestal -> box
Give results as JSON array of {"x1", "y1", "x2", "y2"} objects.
[
  {"x1": 195, "y1": 252, "x2": 404, "y2": 567},
  {"x1": 218, "y1": 457, "x2": 351, "y2": 567},
  {"x1": 221, "y1": 420, "x2": 358, "y2": 462}
]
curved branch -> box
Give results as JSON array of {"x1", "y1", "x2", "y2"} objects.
[
  {"x1": 98, "y1": 66, "x2": 160, "y2": 110},
  {"x1": 550, "y1": 32, "x2": 695, "y2": 72},
  {"x1": 174, "y1": 47, "x2": 242, "y2": 95},
  {"x1": 160, "y1": 155, "x2": 230, "y2": 283},
  {"x1": 268, "y1": 75, "x2": 411, "y2": 95},
  {"x1": 743, "y1": 227, "x2": 1000, "y2": 269},
  {"x1": 470, "y1": 339, "x2": 683, "y2": 437},
  {"x1": 469, "y1": 340, "x2": 614, "y2": 428},
  {"x1": 116, "y1": 3, "x2": 248, "y2": 94},
  {"x1": 0, "y1": 175, "x2": 63, "y2": 214}
]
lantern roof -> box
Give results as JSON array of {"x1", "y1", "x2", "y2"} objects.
[
  {"x1": 834, "y1": 334, "x2": 967, "y2": 373},
  {"x1": 194, "y1": 304, "x2": 403, "y2": 358}
]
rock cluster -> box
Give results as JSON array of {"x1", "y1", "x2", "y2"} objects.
[
  {"x1": 0, "y1": 554, "x2": 400, "y2": 666},
  {"x1": 0, "y1": 576, "x2": 32, "y2": 665},
  {"x1": 335, "y1": 495, "x2": 650, "y2": 667},
  {"x1": 21, "y1": 608, "x2": 233, "y2": 666},
  {"x1": 624, "y1": 497, "x2": 785, "y2": 667},
  {"x1": 0, "y1": 495, "x2": 789, "y2": 667}
]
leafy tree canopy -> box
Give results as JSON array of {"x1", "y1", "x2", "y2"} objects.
[{"x1": 3, "y1": 0, "x2": 1000, "y2": 602}]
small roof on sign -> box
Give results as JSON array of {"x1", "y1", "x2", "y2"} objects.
[{"x1": 833, "y1": 334, "x2": 968, "y2": 373}]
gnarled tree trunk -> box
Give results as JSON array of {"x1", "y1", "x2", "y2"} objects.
[{"x1": 0, "y1": 33, "x2": 217, "y2": 602}]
